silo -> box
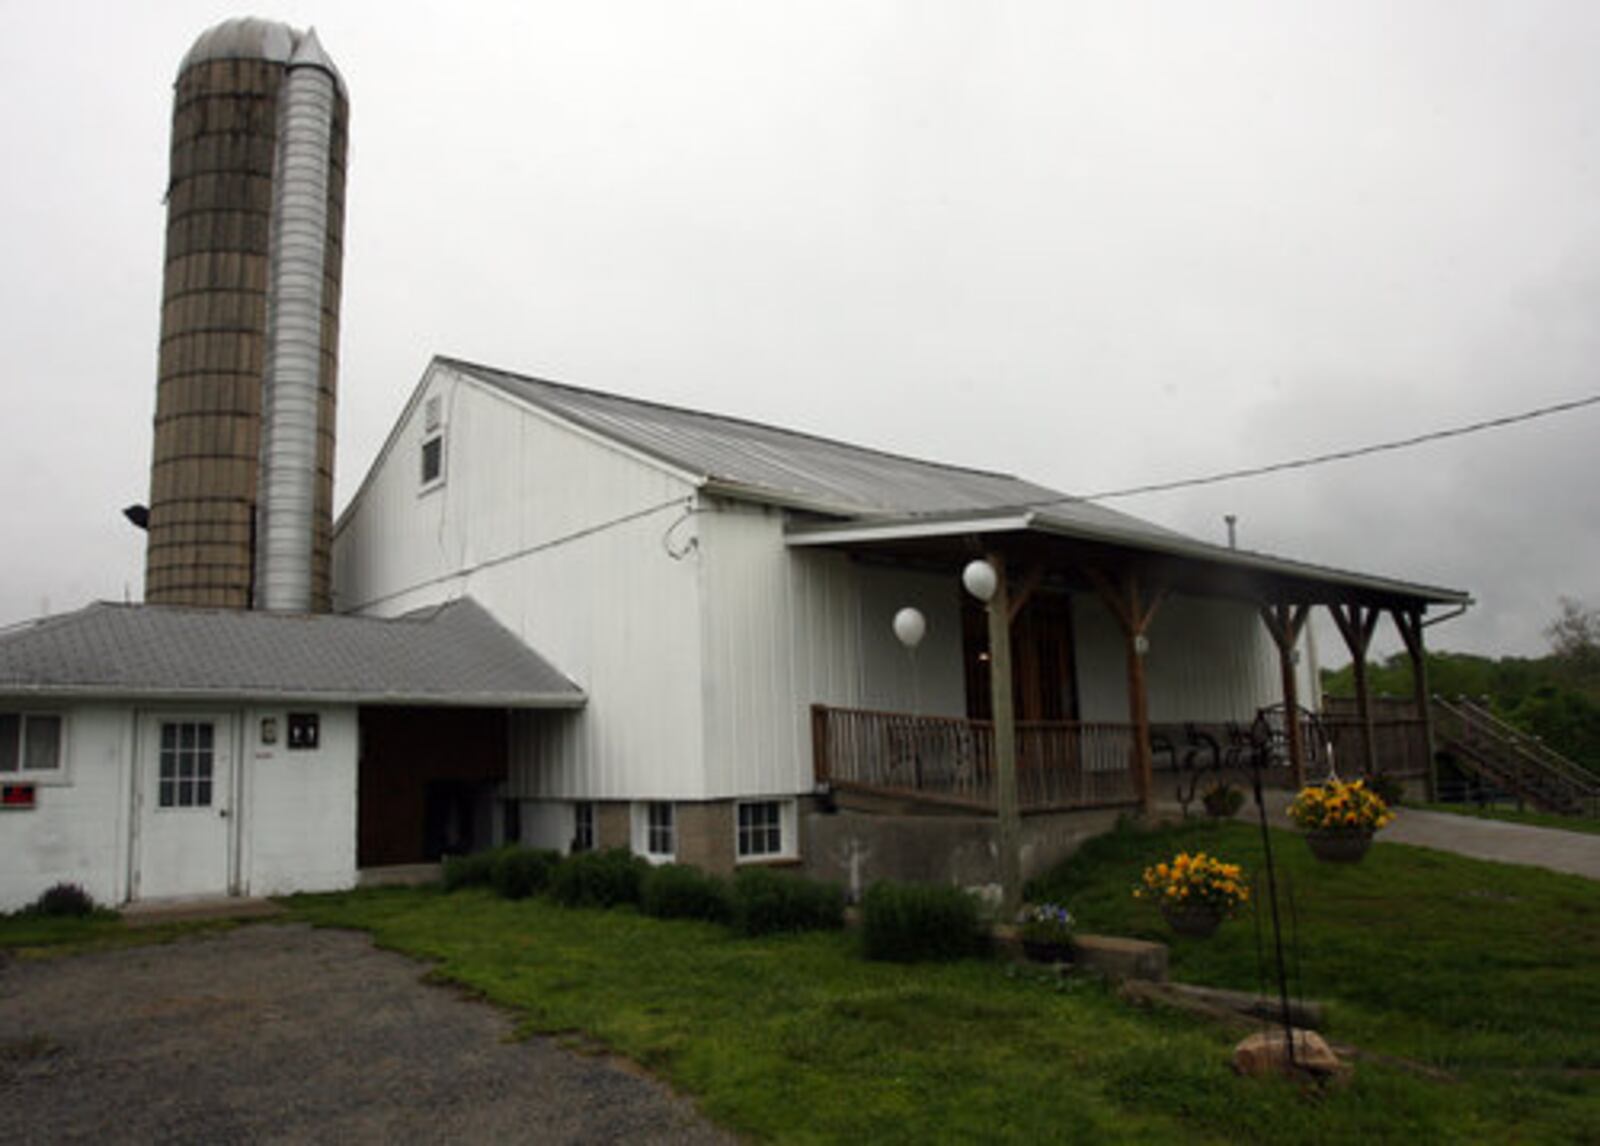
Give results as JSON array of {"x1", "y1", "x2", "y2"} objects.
[{"x1": 145, "y1": 19, "x2": 347, "y2": 612}]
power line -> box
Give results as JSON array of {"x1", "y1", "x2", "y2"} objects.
[{"x1": 1048, "y1": 392, "x2": 1600, "y2": 505}]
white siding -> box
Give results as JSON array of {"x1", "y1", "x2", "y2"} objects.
[
  {"x1": 0, "y1": 705, "x2": 131, "y2": 913},
  {"x1": 334, "y1": 363, "x2": 706, "y2": 800},
  {"x1": 1074, "y1": 593, "x2": 1294, "y2": 722},
  {"x1": 695, "y1": 507, "x2": 968, "y2": 799},
  {"x1": 240, "y1": 706, "x2": 357, "y2": 896},
  {"x1": 695, "y1": 502, "x2": 861, "y2": 798},
  {"x1": 855, "y1": 564, "x2": 967, "y2": 718}
]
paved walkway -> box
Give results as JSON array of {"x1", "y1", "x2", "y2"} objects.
[{"x1": 1169, "y1": 797, "x2": 1600, "y2": 880}]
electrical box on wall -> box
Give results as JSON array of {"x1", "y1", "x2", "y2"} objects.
[{"x1": 287, "y1": 713, "x2": 320, "y2": 751}]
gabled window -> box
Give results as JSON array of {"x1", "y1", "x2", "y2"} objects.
[
  {"x1": 0, "y1": 713, "x2": 63, "y2": 779},
  {"x1": 420, "y1": 434, "x2": 444, "y2": 487}
]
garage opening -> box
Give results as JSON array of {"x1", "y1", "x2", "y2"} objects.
[{"x1": 358, "y1": 707, "x2": 508, "y2": 866}]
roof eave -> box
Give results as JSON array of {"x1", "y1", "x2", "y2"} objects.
[
  {"x1": 785, "y1": 512, "x2": 1471, "y2": 607},
  {"x1": 0, "y1": 685, "x2": 587, "y2": 709}
]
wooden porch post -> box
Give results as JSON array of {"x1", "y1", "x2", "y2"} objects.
[
  {"x1": 1329, "y1": 603, "x2": 1382, "y2": 777},
  {"x1": 1258, "y1": 602, "x2": 1311, "y2": 787},
  {"x1": 984, "y1": 552, "x2": 1022, "y2": 919},
  {"x1": 1392, "y1": 608, "x2": 1437, "y2": 801},
  {"x1": 1087, "y1": 568, "x2": 1166, "y2": 816}
]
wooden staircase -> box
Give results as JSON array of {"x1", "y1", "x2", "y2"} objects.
[{"x1": 1432, "y1": 697, "x2": 1600, "y2": 816}]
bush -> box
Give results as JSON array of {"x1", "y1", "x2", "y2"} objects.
[
  {"x1": 491, "y1": 847, "x2": 563, "y2": 900},
  {"x1": 860, "y1": 881, "x2": 989, "y2": 963},
  {"x1": 731, "y1": 867, "x2": 845, "y2": 937},
  {"x1": 28, "y1": 882, "x2": 100, "y2": 918},
  {"x1": 441, "y1": 847, "x2": 506, "y2": 892},
  {"x1": 640, "y1": 863, "x2": 734, "y2": 923},
  {"x1": 1364, "y1": 771, "x2": 1406, "y2": 808},
  {"x1": 549, "y1": 848, "x2": 651, "y2": 908}
]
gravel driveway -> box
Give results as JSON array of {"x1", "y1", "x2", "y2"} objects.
[{"x1": 0, "y1": 924, "x2": 734, "y2": 1145}]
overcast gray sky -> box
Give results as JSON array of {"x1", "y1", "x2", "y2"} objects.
[{"x1": 3, "y1": 0, "x2": 1597, "y2": 664}]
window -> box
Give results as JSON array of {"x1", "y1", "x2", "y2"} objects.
[
  {"x1": 158, "y1": 721, "x2": 214, "y2": 809},
  {"x1": 571, "y1": 801, "x2": 595, "y2": 852},
  {"x1": 0, "y1": 713, "x2": 62, "y2": 777},
  {"x1": 737, "y1": 800, "x2": 785, "y2": 859},
  {"x1": 420, "y1": 434, "x2": 444, "y2": 486},
  {"x1": 645, "y1": 802, "x2": 674, "y2": 858}
]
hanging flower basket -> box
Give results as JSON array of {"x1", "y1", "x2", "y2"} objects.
[
  {"x1": 1160, "y1": 902, "x2": 1224, "y2": 938},
  {"x1": 1304, "y1": 828, "x2": 1375, "y2": 864},
  {"x1": 1135, "y1": 852, "x2": 1249, "y2": 939},
  {"x1": 1287, "y1": 778, "x2": 1393, "y2": 865}
]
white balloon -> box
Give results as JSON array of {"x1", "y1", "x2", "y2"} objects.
[
  {"x1": 962, "y1": 559, "x2": 998, "y2": 603},
  {"x1": 892, "y1": 606, "x2": 927, "y2": 649}
]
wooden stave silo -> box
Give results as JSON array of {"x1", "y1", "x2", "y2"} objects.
[{"x1": 144, "y1": 22, "x2": 347, "y2": 611}]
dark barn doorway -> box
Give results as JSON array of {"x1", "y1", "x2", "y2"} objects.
[{"x1": 358, "y1": 707, "x2": 509, "y2": 866}]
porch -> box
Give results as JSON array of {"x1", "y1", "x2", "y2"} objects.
[
  {"x1": 811, "y1": 705, "x2": 1434, "y2": 815},
  {"x1": 791, "y1": 507, "x2": 1466, "y2": 825}
]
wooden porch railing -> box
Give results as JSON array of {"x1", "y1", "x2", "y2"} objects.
[
  {"x1": 811, "y1": 704, "x2": 1139, "y2": 813},
  {"x1": 1319, "y1": 697, "x2": 1431, "y2": 779}
]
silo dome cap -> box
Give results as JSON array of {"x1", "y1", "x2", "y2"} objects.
[{"x1": 180, "y1": 18, "x2": 345, "y2": 93}]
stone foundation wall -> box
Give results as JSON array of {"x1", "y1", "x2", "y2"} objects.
[{"x1": 801, "y1": 806, "x2": 1124, "y2": 901}]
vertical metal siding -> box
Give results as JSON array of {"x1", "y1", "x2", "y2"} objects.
[
  {"x1": 333, "y1": 366, "x2": 704, "y2": 801},
  {"x1": 1073, "y1": 594, "x2": 1283, "y2": 722}
]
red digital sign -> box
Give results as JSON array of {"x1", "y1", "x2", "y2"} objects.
[{"x1": 1, "y1": 784, "x2": 37, "y2": 809}]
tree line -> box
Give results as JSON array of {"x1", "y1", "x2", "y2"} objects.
[{"x1": 1320, "y1": 597, "x2": 1600, "y2": 776}]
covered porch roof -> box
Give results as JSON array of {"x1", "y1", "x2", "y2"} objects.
[{"x1": 786, "y1": 506, "x2": 1471, "y2": 613}]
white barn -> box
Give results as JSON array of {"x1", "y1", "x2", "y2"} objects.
[{"x1": 330, "y1": 357, "x2": 1467, "y2": 889}]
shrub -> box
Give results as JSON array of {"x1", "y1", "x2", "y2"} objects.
[
  {"x1": 860, "y1": 881, "x2": 989, "y2": 962},
  {"x1": 731, "y1": 867, "x2": 845, "y2": 937},
  {"x1": 549, "y1": 848, "x2": 651, "y2": 908},
  {"x1": 640, "y1": 863, "x2": 734, "y2": 923},
  {"x1": 27, "y1": 882, "x2": 100, "y2": 918},
  {"x1": 491, "y1": 847, "x2": 563, "y2": 900},
  {"x1": 1364, "y1": 771, "x2": 1406, "y2": 808},
  {"x1": 441, "y1": 847, "x2": 505, "y2": 892}
]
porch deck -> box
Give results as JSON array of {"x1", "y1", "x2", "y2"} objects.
[{"x1": 811, "y1": 704, "x2": 1431, "y2": 814}]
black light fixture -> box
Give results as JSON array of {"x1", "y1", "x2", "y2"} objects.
[{"x1": 123, "y1": 504, "x2": 150, "y2": 531}]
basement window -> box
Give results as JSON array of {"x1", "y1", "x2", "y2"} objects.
[
  {"x1": 633, "y1": 801, "x2": 675, "y2": 861},
  {"x1": 0, "y1": 713, "x2": 63, "y2": 780},
  {"x1": 572, "y1": 801, "x2": 595, "y2": 853},
  {"x1": 736, "y1": 799, "x2": 796, "y2": 861}
]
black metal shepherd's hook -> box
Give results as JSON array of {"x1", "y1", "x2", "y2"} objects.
[{"x1": 1249, "y1": 741, "x2": 1299, "y2": 1068}]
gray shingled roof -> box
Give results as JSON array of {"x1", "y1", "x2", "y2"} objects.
[
  {"x1": 0, "y1": 599, "x2": 583, "y2": 707},
  {"x1": 443, "y1": 357, "x2": 1182, "y2": 543}
]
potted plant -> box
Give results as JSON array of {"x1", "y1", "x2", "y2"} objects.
[
  {"x1": 1201, "y1": 781, "x2": 1244, "y2": 819},
  {"x1": 1134, "y1": 851, "x2": 1250, "y2": 938},
  {"x1": 1287, "y1": 777, "x2": 1394, "y2": 863},
  {"x1": 1016, "y1": 902, "x2": 1075, "y2": 963}
]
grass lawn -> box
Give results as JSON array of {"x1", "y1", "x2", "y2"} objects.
[
  {"x1": 0, "y1": 912, "x2": 240, "y2": 958},
  {"x1": 267, "y1": 820, "x2": 1600, "y2": 1144},
  {"x1": 1411, "y1": 801, "x2": 1600, "y2": 837}
]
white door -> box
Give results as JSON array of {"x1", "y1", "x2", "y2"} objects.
[{"x1": 135, "y1": 715, "x2": 235, "y2": 899}]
